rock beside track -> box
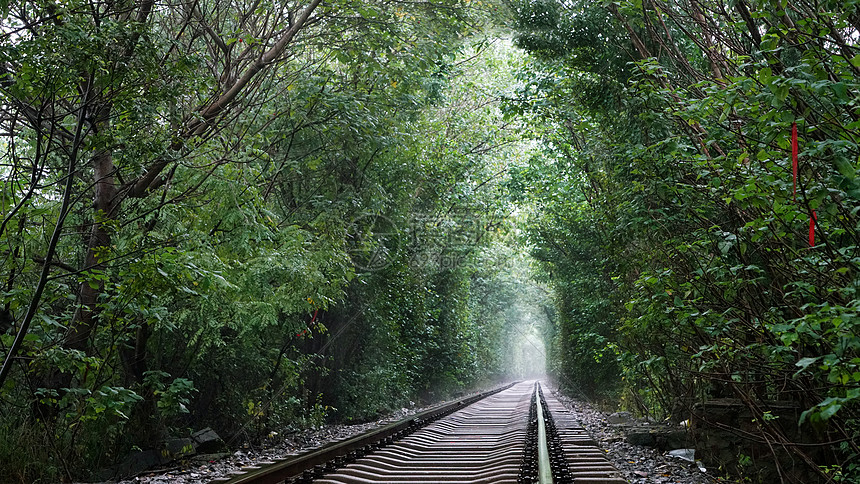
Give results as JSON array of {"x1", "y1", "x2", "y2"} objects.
[{"x1": 106, "y1": 406, "x2": 425, "y2": 484}]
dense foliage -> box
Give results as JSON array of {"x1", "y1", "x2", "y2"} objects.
[
  {"x1": 509, "y1": 0, "x2": 860, "y2": 480},
  {"x1": 6, "y1": 0, "x2": 860, "y2": 481},
  {"x1": 0, "y1": 1, "x2": 543, "y2": 481}
]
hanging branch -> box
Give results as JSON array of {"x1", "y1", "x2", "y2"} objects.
[{"x1": 0, "y1": 79, "x2": 92, "y2": 390}]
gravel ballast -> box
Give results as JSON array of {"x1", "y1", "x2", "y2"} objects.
[
  {"x1": 550, "y1": 389, "x2": 736, "y2": 484},
  {"x1": 112, "y1": 386, "x2": 737, "y2": 483}
]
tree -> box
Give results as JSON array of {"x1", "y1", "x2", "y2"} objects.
[
  {"x1": 0, "y1": 0, "x2": 490, "y2": 477},
  {"x1": 510, "y1": 0, "x2": 860, "y2": 479}
]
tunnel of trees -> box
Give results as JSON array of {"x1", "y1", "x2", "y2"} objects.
[{"x1": 1, "y1": 0, "x2": 859, "y2": 481}]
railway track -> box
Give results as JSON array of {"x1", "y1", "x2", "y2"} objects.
[{"x1": 212, "y1": 381, "x2": 626, "y2": 484}]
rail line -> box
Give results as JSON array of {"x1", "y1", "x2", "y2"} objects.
[{"x1": 212, "y1": 381, "x2": 626, "y2": 484}]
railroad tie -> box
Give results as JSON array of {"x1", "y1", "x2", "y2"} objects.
[
  {"x1": 214, "y1": 381, "x2": 628, "y2": 484},
  {"x1": 314, "y1": 381, "x2": 533, "y2": 484},
  {"x1": 540, "y1": 390, "x2": 627, "y2": 484},
  {"x1": 313, "y1": 381, "x2": 627, "y2": 484}
]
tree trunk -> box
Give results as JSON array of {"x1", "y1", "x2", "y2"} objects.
[{"x1": 67, "y1": 122, "x2": 117, "y2": 354}]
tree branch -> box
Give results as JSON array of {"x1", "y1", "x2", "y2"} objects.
[{"x1": 126, "y1": 0, "x2": 325, "y2": 199}]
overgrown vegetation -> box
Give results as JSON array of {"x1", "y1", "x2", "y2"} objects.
[
  {"x1": 508, "y1": 0, "x2": 860, "y2": 480},
  {"x1": 4, "y1": 0, "x2": 860, "y2": 481},
  {"x1": 0, "y1": 1, "x2": 542, "y2": 481}
]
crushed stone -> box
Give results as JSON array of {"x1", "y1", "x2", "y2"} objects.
[{"x1": 550, "y1": 389, "x2": 738, "y2": 484}]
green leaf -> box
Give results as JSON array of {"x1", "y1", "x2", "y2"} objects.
[
  {"x1": 757, "y1": 67, "x2": 774, "y2": 85},
  {"x1": 795, "y1": 356, "x2": 819, "y2": 371},
  {"x1": 831, "y1": 82, "x2": 849, "y2": 102},
  {"x1": 819, "y1": 402, "x2": 842, "y2": 421},
  {"x1": 834, "y1": 157, "x2": 855, "y2": 179},
  {"x1": 38, "y1": 314, "x2": 65, "y2": 329}
]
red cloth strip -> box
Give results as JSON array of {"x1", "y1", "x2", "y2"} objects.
[{"x1": 809, "y1": 210, "x2": 817, "y2": 247}]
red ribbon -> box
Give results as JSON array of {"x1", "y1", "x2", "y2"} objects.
[
  {"x1": 297, "y1": 310, "x2": 319, "y2": 338},
  {"x1": 792, "y1": 122, "x2": 798, "y2": 201},
  {"x1": 791, "y1": 123, "x2": 817, "y2": 247},
  {"x1": 809, "y1": 210, "x2": 817, "y2": 247}
]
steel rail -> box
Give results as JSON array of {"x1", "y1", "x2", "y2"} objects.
[
  {"x1": 317, "y1": 381, "x2": 535, "y2": 483},
  {"x1": 535, "y1": 384, "x2": 553, "y2": 484},
  {"x1": 213, "y1": 381, "x2": 628, "y2": 484},
  {"x1": 539, "y1": 385, "x2": 628, "y2": 483}
]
